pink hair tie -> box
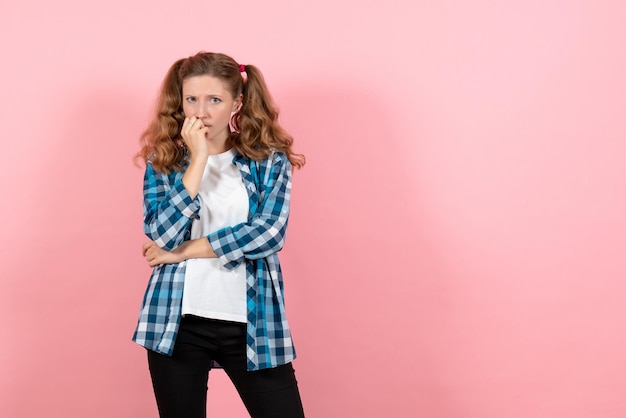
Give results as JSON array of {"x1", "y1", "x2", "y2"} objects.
[{"x1": 239, "y1": 64, "x2": 248, "y2": 84}]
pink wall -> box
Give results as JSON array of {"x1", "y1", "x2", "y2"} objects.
[{"x1": 2, "y1": 1, "x2": 625, "y2": 417}]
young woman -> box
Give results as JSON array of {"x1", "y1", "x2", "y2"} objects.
[{"x1": 132, "y1": 51, "x2": 305, "y2": 418}]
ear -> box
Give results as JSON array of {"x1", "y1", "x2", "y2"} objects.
[{"x1": 232, "y1": 94, "x2": 243, "y2": 112}]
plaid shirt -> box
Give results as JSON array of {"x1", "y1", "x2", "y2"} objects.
[{"x1": 132, "y1": 151, "x2": 296, "y2": 371}]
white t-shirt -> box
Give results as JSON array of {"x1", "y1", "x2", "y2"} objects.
[{"x1": 181, "y1": 148, "x2": 249, "y2": 323}]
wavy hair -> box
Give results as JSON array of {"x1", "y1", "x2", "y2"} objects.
[{"x1": 135, "y1": 52, "x2": 305, "y2": 173}]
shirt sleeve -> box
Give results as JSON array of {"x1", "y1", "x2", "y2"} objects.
[
  {"x1": 143, "y1": 162, "x2": 200, "y2": 250},
  {"x1": 207, "y1": 153, "x2": 292, "y2": 269}
]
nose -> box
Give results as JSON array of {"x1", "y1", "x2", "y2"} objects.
[{"x1": 196, "y1": 102, "x2": 208, "y2": 118}]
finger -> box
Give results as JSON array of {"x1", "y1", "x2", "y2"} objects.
[
  {"x1": 143, "y1": 243, "x2": 156, "y2": 257},
  {"x1": 185, "y1": 117, "x2": 196, "y2": 131},
  {"x1": 181, "y1": 117, "x2": 192, "y2": 136},
  {"x1": 198, "y1": 125, "x2": 210, "y2": 138},
  {"x1": 142, "y1": 242, "x2": 153, "y2": 256}
]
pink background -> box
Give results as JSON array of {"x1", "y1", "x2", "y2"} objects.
[{"x1": 1, "y1": 1, "x2": 625, "y2": 417}]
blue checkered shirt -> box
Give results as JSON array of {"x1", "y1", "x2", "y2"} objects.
[{"x1": 132, "y1": 151, "x2": 296, "y2": 371}]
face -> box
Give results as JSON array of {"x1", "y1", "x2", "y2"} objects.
[{"x1": 181, "y1": 75, "x2": 242, "y2": 144}]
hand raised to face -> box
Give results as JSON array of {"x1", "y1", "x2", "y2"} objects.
[{"x1": 180, "y1": 116, "x2": 210, "y2": 158}]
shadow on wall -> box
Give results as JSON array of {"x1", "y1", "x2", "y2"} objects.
[{"x1": 276, "y1": 81, "x2": 457, "y2": 417}]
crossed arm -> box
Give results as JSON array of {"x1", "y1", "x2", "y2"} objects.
[
  {"x1": 141, "y1": 152, "x2": 292, "y2": 269},
  {"x1": 142, "y1": 237, "x2": 217, "y2": 267}
]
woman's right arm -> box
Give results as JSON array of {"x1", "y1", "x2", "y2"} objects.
[
  {"x1": 142, "y1": 162, "x2": 201, "y2": 250},
  {"x1": 143, "y1": 116, "x2": 209, "y2": 250}
]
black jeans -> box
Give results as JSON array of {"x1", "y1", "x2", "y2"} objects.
[{"x1": 147, "y1": 316, "x2": 305, "y2": 418}]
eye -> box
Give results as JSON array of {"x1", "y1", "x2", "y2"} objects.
[
  {"x1": 210, "y1": 97, "x2": 222, "y2": 104},
  {"x1": 185, "y1": 96, "x2": 196, "y2": 103}
]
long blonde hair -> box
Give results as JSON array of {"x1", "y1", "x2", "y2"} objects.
[{"x1": 135, "y1": 52, "x2": 305, "y2": 173}]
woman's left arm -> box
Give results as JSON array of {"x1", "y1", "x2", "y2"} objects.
[
  {"x1": 142, "y1": 237, "x2": 217, "y2": 267},
  {"x1": 208, "y1": 153, "x2": 292, "y2": 269}
]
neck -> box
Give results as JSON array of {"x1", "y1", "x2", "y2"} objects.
[{"x1": 206, "y1": 135, "x2": 232, "y2": 155}]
